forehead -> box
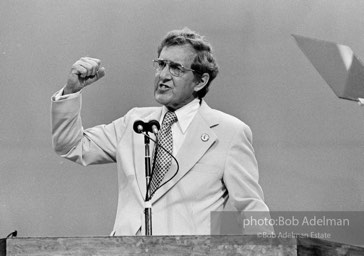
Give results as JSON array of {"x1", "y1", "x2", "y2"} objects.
[{"x1": 159, "y1": 45, "x2": 196, "y2": 65}]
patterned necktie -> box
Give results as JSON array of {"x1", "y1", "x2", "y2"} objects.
[{"x1": 149, "y1": 111, "x2": 178, "y2": 197}]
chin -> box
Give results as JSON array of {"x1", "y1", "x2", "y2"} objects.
[{"x1": 154, "y1": 94, "x2": 169, "y2": 106}]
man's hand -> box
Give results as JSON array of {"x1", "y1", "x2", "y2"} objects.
[{"x1": 64, "y1": 57, "x2": 106, "y2": 95}]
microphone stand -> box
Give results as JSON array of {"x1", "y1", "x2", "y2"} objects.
[
  {"x1": 133, "y1": 120, "x2": 160, "y2": 236},
  {"x1": 144, "y1": 133, "x2": 152, "y2": 236}
]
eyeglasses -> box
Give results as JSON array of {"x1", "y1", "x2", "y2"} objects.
[{"x1": 152, "y1": 59, "x2": 198, "y2": 77}]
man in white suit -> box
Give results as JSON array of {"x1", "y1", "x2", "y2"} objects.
[{"x1": 51, "y1": 28, "x2": 271, "y2": 236}]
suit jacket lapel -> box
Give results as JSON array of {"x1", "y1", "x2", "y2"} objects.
[
  {"x1": 133, "y1": 109, "x2": 162, "y2": 200},
  {"x1": 151, "y1": 101, "x2": 219, "y2": 203}
]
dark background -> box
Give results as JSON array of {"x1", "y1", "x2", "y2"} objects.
[{"x1": 1, "y1": 0, "x2": 364, "y2": 245}]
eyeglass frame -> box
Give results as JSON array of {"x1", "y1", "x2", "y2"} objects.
[{"x1": 152, "y1": 59, "x2": 201, "y2": 77}]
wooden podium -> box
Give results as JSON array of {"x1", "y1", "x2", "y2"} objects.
[{"x1": 1, "y1": 235, "x2": 364, "y2": 255}]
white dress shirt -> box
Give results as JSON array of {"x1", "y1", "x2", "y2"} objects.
[{"x1": 159, "y1": 99, "x2": 200, "y2": 156}]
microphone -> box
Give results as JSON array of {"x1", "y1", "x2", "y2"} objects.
[
  {"x1": 148, "y1": 120, "x2": 160, "y2": 135},
  {"x1": 133, "y1": 120, "x2": 160, "y2": 134},
  {"x1": 133, "y1": 120, "x2": 145, "y2": 133}
]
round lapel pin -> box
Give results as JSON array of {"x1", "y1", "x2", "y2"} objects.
[{"x1": 201, "y1": 133, "x2": 210, "y2": 142}]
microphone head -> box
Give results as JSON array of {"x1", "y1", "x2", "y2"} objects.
[
  {"x1": 148, "y1": 120, "x2": 160, "y2": 134},
  {"x1": 133, "y1": 120, "x2": 145, "y2": 133}
]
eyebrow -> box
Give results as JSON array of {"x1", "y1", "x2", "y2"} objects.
[{"x1": 158, "y1": 58, "x2": 183, "y2": 66}]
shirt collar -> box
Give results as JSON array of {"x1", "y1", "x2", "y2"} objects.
[{"x1": 161, "y1": 99, "x2": 201, "y2": 134}]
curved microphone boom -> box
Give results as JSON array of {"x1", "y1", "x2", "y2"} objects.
[{"x1": 143, "y1": 132, "x2": 180, "y2": 201}]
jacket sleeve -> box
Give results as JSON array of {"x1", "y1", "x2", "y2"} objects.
[
  {"x1": 223, "y1": 122, "x2": 274, "y2": 234},
  {"x1": 51, "y1": 91, "x2": 125, "y2": 166}
]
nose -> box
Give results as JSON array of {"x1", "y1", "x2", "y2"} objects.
[{"x1": 158, "y1": 63, "x2": 172, "y2": 80}]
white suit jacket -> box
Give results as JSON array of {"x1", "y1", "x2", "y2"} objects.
[{"x1": 51, "y1": 93, "x2": 270, "y2": 236}]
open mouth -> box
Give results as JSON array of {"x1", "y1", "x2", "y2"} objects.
[{"x1": 158, "y1": 83, "x2": 171, "y2": 89}]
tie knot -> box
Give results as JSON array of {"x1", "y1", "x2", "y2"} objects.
[{"x1": 162, "y1": 111, "x2": 177, "y2": 128}]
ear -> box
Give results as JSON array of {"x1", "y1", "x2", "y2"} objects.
[{"x1": 193, "y1": 73, "x2": 210, "y2": 92}]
